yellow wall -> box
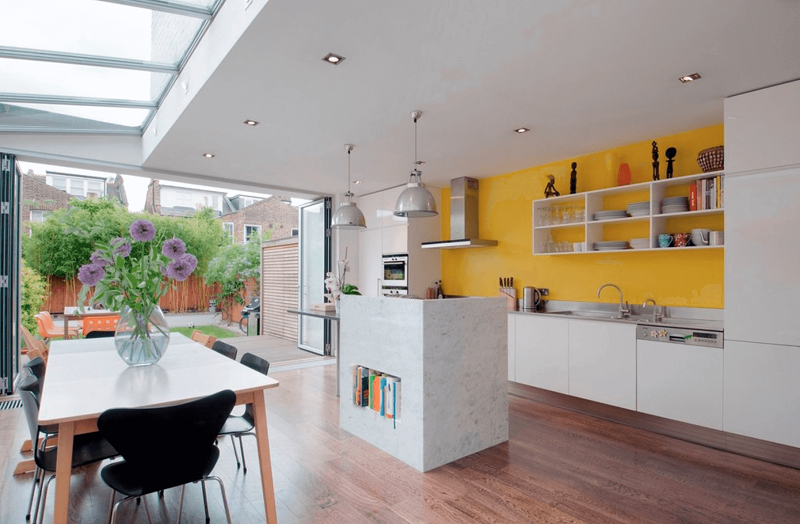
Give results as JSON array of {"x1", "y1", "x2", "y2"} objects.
[{"x1": 440, "y1": 124, "x2": 724, "y2": 308}]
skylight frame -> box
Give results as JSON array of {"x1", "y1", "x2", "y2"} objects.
[{"x1": 0, "y1": 0, "x2": 225, "y2": 136}]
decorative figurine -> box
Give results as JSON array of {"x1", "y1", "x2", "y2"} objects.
[
  {"x1": 665, "y1": 147, "x2": 677, "y2": 179},
  {"x1": 652, "y1": 140, "x2": 660, "y2": 180},
  {"x1": 544, "y1": 175, "x2": 560, "y2": 198},
  {"x1": 569, "y1": 162, "x2": 577, "y2": 194}
]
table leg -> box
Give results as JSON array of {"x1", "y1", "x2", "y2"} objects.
[
  {"x1": 52, "y1": 421, "x2": 75, "y2": 524},
  {"x1": 252, "y1": 392, "x2": 278, "y2": 523},
  {"x1": 335, "y1": 321, "x2": 340, "y2": 397}
]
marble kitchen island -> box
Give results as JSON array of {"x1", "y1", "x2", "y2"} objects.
[{"x1": 339, "y1": 295, "x2": 508, "y2": 472}]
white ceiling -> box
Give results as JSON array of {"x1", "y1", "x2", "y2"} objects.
[{"x1": 12, "y1": 0, "x2": 800, "y2": 199}]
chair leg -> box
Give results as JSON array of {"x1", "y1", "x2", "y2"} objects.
[
  {"x1": 142, "y1": 493, "x2": 153, "y2": 524},
  {"x1": 237, "y1": 435, "x2": 248, "y2": 473},
  {"x1": 177, "y1": 484, "x2": 186, "y2": 524},
  {"x1": 25, "y1": 466, "x2": 42, "y2": 521},
  {"x1": 206, "y1": 476, "x2": 233, "y2": 524},
  {"x1": 201, "y1": 479, "x2": 210, "y2": 523},
  {"x1": 229, "y1": 435, "x2": 241, "y2": 468},
  {"x1": 107, "y1": 489, "x2": 116, "y2": 524},
  {"x1": 36, "y1": 474, "x2": 56, "y2": 524}
]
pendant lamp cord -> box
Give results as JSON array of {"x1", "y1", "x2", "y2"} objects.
[
  {"x1": 347, "y1": 147, "x2": 352, "y2": 201},
  {"x1": 414, "y1": 114, "x2": 418, "y2": 168}
]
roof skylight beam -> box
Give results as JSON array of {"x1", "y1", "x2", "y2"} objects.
[
  {"x1": 97, "y1": 0, "x2": 216, "y2": 20},
  {"x1": 0, "y1": 126, "x2": 143, "y2": 135},
  {"x1": 0, "y1": 46, "x2": 179, "y2": 74},
  {"x1": 0, "y1": 93, "x2": 157, "y2": 109}
]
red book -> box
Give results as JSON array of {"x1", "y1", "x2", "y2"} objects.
[{"x1": 689, "y1": 182, "x2": 697, "y2": 211}]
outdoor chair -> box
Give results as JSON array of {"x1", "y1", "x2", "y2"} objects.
[
  {"x1": 191, "y1": 330, "x2": 218, "y2": 348},
  {"x1": 82, "y1": 315, "x2": 121, "y2": 338},
  {"x1": 210, "y1": 340, "x2": 238, "y2": 361},
  {"x1": 218, "y1": 353, "x2": 270, "y2": 473},
  {"x1": 19, "y1": 375, "x2": 118, "y2": 524},
  {"x1": 34, "y1": 312, "x2": 78, "y2": 342},
  {"x1": 97, "y1": 389, "x2": 236, "y2": 524},
  {"x1": 20, "y1": 325, "x2": 49, "y2": 361}
]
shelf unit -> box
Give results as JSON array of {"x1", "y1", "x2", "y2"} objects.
[{"x1": 533, "y1": 171, "x2": 725, "y2": 255}]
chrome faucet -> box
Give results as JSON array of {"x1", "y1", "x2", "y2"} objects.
[
  {"x1": 642, "y1": 298, "x2": 662, "y2": 322},
  {"x1": 597, "y1": 283, "x2": 630, "y2": 318}
]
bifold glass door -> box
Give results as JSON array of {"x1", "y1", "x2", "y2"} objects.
[
  {"x1": 297, "y1": 198, "x2": 331, "y2": 354},
  {"x1": 0, "y1": 153, "x2": 21, "y2": 394}
]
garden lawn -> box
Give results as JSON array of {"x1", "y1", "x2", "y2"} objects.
[{"x1": 170, "y1": 325, "x2": 239, "y2": 339}]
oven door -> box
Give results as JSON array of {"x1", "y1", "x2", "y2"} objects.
[{"x1": 382, "y1": 254, "x2": 408, "y2": 288}]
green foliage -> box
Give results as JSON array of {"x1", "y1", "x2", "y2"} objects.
[
  {"x1": 170, "y1": 325, "x2": 239, "y2": 339},
  {"x1": 24, "y1": 199, "x2": 224, "y2": 278},
  {"x1": 205, "y1": 232, "x2": 264, "y2": 306},
  {"x1": 340, "y1": 283, "x2": 361, "y2": 295},
  {"x1": 20, "y1": 260, "x2": 46, "y2": 335}
]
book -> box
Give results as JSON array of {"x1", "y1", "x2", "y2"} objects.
[
  {"x1": 689, "y1": 182, "x2": 697, "y2": 211},
  {"x1": 384, "y1": 377, "x2": 400, "y2": 420},
  {"x1": 371, "y1": 374, "x2": 382, "y2": 413},
  {"x1": 360, "y1": 367, "x2": 370, "y2": 406},
  {"x1": 708, "y1": 177, "x2": 716, "y2": 209}
]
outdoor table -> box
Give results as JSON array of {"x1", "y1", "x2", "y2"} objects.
[
  {"x1": 38, "y1": 333, "x2": 280, "y2": 524},
  {"x1": 61, "y1": 306, "x2": 116, "y2": 339}
]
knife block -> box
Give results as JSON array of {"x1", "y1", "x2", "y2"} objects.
[{"x1": 499, "y1": 289, "x2": 517, "y2": 311}]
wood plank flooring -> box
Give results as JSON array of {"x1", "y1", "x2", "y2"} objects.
[{"x1": 2, "y1": 362, "x2": 799, "y2": 523}]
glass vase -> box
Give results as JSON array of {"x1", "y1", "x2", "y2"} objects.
[{"x1": 114, "y1": 305, "x2": 170, "y2": 366}]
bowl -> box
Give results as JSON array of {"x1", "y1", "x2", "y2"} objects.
[{"x1": 697, "y1": 146, "x2": 724, "y2": 172}]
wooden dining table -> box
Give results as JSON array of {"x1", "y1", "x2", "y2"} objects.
[
  {"x1": 38, "y1": 333, "x2": 280, "y2": 524},
  {"x1": 61, "y1": 306, "x2": 116, "y2": 339}
]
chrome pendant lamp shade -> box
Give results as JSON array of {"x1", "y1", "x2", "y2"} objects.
[
  {"x1": 394, "y1": 111, "x2": 438, "y2": 218},
  {"x1": 331, "y1": 144, "x2": 367, "y2": 229}
]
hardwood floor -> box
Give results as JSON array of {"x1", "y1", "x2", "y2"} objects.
[
  {"x1": 219, "y1": 334, "x2": 328, "y2": 368},
  {"x1": 2, "y1": 362, "x2": 799, "y2": 523}
]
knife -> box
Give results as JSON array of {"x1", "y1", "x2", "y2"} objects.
[{"x1": 510, "y1": 277, "x2": 513, "y2": 289}]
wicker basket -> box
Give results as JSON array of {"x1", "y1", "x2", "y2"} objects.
[{"x1": 696, "y1": 146, "x2": 724, "y2": 172}]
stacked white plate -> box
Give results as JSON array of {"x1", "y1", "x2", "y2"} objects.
[
  {"x1": 629, "y1": 238, "x2": 650, "y2": 249},
  {"x1": 593, "y1": 240, "x2": 630, "y2": 251},
  {"x1": 661, "y1": 196, "x2": 689, "y2": 214},
  {"x1": 626, "y1": 201, "x2": 650, "y2": 217},
  {"x1": 593, "y1": 209, "x2": 629, "y2": 221}
]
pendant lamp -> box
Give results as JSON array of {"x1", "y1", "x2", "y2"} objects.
[
  {"x1": 331, "y1": 144, "x2": 367, "y2": 229},
  {"x1": 394, "y1": 111, "x2": 438, "y2": 218}
]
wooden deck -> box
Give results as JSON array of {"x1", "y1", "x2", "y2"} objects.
[{"x1": 217, "y1": 333, "x2": 327, "y2": 368}]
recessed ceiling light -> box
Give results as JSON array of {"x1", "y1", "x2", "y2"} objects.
[
  {"x1": 203, "y1": 153, "x2": 215, "y2": 158},
  {"x1": 322, "y1": 53, "x2": 345, "y2": 65},
  {"x1": 353, "y1": 180, "x2": 362, "y2": 185},
  {"x1": 243, "y1": 119, "x2": 259, "y2": 126},
  {"x1": 514, "y1": 127, "x2": 530, "y2": 133},
  {"x1": 679, "y1": 73, "x2": 701, "y2": 83}
]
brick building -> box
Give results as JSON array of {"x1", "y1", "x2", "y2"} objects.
[
  {"x1": 221, "y1": 196, "x2": 298, "y2": 243},
  {"x1": 144, "y1": 179, "x2": 226, "y2": 217},
  {"x1": 20, "y1": 172, "x2": 72, "y2": 236}
]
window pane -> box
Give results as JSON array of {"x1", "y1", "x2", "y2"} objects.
[
  {"x1": 0, "y1": 103, "x2": 150, "y2": 130},
  {"x1": 30, "y1": 210, "x2": 45, "y2": 223},
  {"x1": 68, "y1": 179, "x2": 85, "y2": 196},
  {"x1": 87, "y1": 180, "x2": 105, "y2": 191},
  {"x1": 48, "y1": 176, "x2": 67, "y2": 191},
  {"x1": 0, "y1": 0, "x2": 204, "y2": 66}
]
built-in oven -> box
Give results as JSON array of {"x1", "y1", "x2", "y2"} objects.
[{"x1": 382, "y1": 253, "x2": 408, "y2": 295}]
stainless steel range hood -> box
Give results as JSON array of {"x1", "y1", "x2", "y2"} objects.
[{"x1": 421, "y1": 177, "x2": 498, "y2": 250}]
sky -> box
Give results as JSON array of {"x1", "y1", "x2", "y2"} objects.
[{"x1": 17, "y1": 161, "x2": 289, "y2": 212}]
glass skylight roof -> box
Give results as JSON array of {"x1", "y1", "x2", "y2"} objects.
[{"x1": 0, "y1": 0, "x2": 224, "y2": 134}]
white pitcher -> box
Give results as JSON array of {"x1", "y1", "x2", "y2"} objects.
[{"x1": 691, "y1": 228, "x2": 710, "y2": 246}]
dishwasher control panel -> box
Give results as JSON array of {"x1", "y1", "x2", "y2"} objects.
[{"x1": 636, "y1": 325, "x2": 723, "y2": 348}]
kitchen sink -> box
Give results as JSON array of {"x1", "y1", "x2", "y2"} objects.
[
  {"x1": 545, "y1": 310, "x2": 722, "y2": 330},
  {"x1": 548, "y1": 310, "x2": 624, "y2": 320}
]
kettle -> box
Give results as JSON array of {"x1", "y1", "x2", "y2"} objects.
[{"x1": 523, "y1": 287, "x2": 542, "y2": 311}]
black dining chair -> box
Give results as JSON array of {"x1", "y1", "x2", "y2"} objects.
[
  {"x1": 19, "y1": 375, "x2": 118, "y2": 524},
  {"x1": 210, "y1": 340, "x2": 238, "y2": 361},
  {"x1": 218, "y1": 352, "x2": 269, "y2": 473},
  {"x1": 97, "y1": 389, "x2": 236, "y2": 524}
]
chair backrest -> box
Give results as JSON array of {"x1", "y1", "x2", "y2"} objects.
[
  {"x1": 97, "y1": 390, "x2": 236, "y2": 493},
  {"x1": 23, "y1": 356, "x2": 46, "y2": 384},
  {"x1": 20, "y1": 325, "x2": 47, "y2": 356},
  {"x1": 82, "y1": 315, "x2": 120, "y2": 336},
  {"x1": 37, "y1": 312, "x2": 56, "y2": 330},
  {"x1": 240, "y1": 352, "x2": 270, "y2": 376},
  {"x1": 191, "y1": 330, "x2": 218, "y2": 348},
  {"x1": 34, "y1": 314, "x2": 52, "y2": 339},
  {"x1": 18, "y1": 375, "x2": 42, "y2": 448},
  {"x1": 210, "y1": 340, "x2": 238, "y2": 360}
]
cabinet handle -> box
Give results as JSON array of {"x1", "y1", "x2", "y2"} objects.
[{"x1": 377, "y1": 278, "x2": 381, "y2": 296}]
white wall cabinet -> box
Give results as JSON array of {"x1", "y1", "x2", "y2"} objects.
[
  {"x1": 508, "y1": 314, "x2": 516, "y2": 381},
  {"x1": 568, "y1": 319, "x2": 637, "y2": 410},
  {"x1": 513, "y1": 314, "x2": 569, "y2": 394},
  {"x1": 724, "y1": 79, "x2": 800, "y2": 174},
  {"x1": 357, "y1": 228, "x2": 382, "y2": 297},
  {"x1": 724, "y1": 340, "x2": 800, "y2": 448},
  {"x1": 637, "y1": 340, "x2": 723, "y2": 430}
]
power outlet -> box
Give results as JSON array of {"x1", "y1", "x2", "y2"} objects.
[{"x1": 538, "y1": 288, "x2": 549, "y2": 296}]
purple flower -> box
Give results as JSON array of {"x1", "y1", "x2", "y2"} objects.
[
  {"x1": 78, "y1": 263, "x2": 106, "y2": 286},
  {"x1": 166, "y1": 253, "x2": 197, "y2": 282},
  {"x1": 129, "y1": 220, "x2": 156, "y2": 242},
  {"x1": 115, "y1": 242, "x2": 132, "y2": 258},
  {"x1": 161, "y1": 237, "x2": 186, "y2": 259},
  {"x1": 90, "y1": 250, "x2": 111, "y2": 267}
]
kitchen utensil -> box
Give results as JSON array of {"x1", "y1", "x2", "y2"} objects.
[
  {"x1": 709, "y1": 231, "x2": 724, "y2": 246},
  {"x1": 658, "y1": 234, "x2": 674, "y2": 248},
  {"x1": 674, "y1": 232, "x2": 691, "y2": 247},
  {"x1": 691, "y1": 228, "x2": 710, "y2": 246}
]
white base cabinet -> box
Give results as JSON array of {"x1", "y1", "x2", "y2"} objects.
[
  {"x1": 514, "y1": 314, "x2": 569, "y2": 394},
  {"x1": 724, "y1": 340, "x2": 800, "y2": 448},
  {"x1": 568, "y1": 320, "x2": 637, "y2": 410},
  {"x1": 637, "y1": 340, "x2": 723, "y2": 430}
]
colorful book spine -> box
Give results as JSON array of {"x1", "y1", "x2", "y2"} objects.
[
  {"x1": 385, "y1": 378, "x2": 400, "y2": 420},
  {"x1": 689, "y1": 182, "x2": 697, "y2": 211},
  {"x1": 709, "y1": 177, "x2": 716, "y2": 209},
  {"x1": 361, "y1": 368, "x2": 370, "y2": 406},
  {"x1": 371, "y1": 375, "x2": 382, "y2": 413}
]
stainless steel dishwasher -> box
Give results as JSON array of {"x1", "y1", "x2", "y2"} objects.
[{"x1": 636, "y1": 324, "x2": 724, "y2": 430}]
